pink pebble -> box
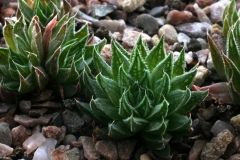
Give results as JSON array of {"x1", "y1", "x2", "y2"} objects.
[
  {"x1": 23, "y1": 132, "x2": 46, "y2": 154},
  {"x1": 167, "y1": 10, "x2": 196, "y2": 25},
  {"x1": 0, "y1": 143, "x2": 13, "y2": 158}
]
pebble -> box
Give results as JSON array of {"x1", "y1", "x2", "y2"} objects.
[
  {"x1": 14, "y1": 114, "x2": 52, "y2": 127},
  {"x1": 198, "y1": 104, "x2": 217, "y2": 120},
  {"x1": 166, "y1": 10, "x2": 195, "y2": 25},
  {"x1": 136, "y1": 14, "x2": 159, "y2": 35},
  {"x1": 158, "y1": 24, "x2": 178, "y2": 45},
  {"x1": 100, "y1": 44, "x2": 112, "y2": 64},
  {"x1": 62, "y1": 110, "x2": 84, "y2": 133},
  {"x1": 187, "y1": 38, "x2": 202, "y2": 52},
  {"x1": 19, "y1": 100, "x2": 31, "y2": 114},
  {"x1": 195, "y1": 49, "x2": 209, "y2": 64},
  {"x1": 118, "y1": 0, "x2": 146, "y2": 12},
  {"x1": 95, "y1": 140, "x2": 118, "y2": 160},
  {"x1": 30, "y1": 90, "x2": 53, "y2": 102},
  {"x1": 50, "y1": 149, "x2": 68, "y2": 160},
  {"x1": 117, "y1": 140, "x2": 136, "y2": 160},
  {"x1": 195, "y1": 0, "x2": 217, "y2": 8},
  {"x1": 110, "y1": 10, "x2": 127, "y2": 21},
  {"x1": 0, "y1": 103, "x2": 12, "y2": 114},
  {"x1": 11, "y1": 125, "x2": 31, "y2": 146},
  {"x1": 193, "y1": 66, "x2": 211, "y2": 86},
  {"x1": 223, "y1": 135, "x2": 240, "y2": 158},
  {"x1": 90, "y1": 4, "x2": 116, "y2": 18},
  {"x1": 210, "y1": 0, "x2": 230, "y2": 23},
  {"x1": 210, "y1": 120, "x2": 236, "y2": 137},
  {"x1": 79, "y1": 136, "x2": 101, "y2": 160},
  {"x1": 63, "y1": 134, "x2": 77, "y2": 145},
  {"x1": 175, "y1": 22, "x2": 211, "y2": 38},
  {"x1": 122, "y1": 29, "x2": 152, "y2": 48},
  {"x1": 149, "y1": 6, "x2": 165, "y2": 17},
  {"x1": 65, "y1": 148, "x2": 81, "y2": 160},
  {"x1": 31, "y1": 101, "x2": 62, "y2": 108},
  {"x1": 155, "y1": 17, "x2": 166, "y2": 26},
  {"x1": 197, "y1": 38, "x2": 208, "y2": 49},
  {"x1": 28, "y1": 108, "x2": 48, "y2": 117},
  {"x1": 193, "y1": 3, "x2": 212, "y2": 24},
  {"x1": 166, "y1": 0, "x2": 186, "y2": 10},
  {"x1": 98, "y1": 19, "x2": 126, "y2": 33},
  {"x1": 42, "y1": 126, "x2": 66, "y2": 143},
  {"x1": 185, "y1": 51, "x2": 194, "y2": 65},
  {"x1": 178, "y1": 32, "x2": 191, "y2": 50},
  {"x1": 201, "y1": 129, "x2": 234, "y2": 160},
  {"x1": 189, "y1": 140, "x2": 207, "y2": 160},
  {"x1": 151, "y1": 34, "x2": 160, "y2": 46},
  {"x1": 23, "y1": 132, "x2": 46, "y2": 154},
  {"x1": 70, "y1": 140, "x2": 83, "y2": 148},
  {"x1": 0, "y1": 122, "x2": 12, "y2": 146},
  {"x1": 230, "y1": 114, "x2": 240, "y2": 131},
  {"x1": 140, "y1": 154, "x2": 152, "y2": 160},
  {"x1": 33, "y1": 138, "x2": 57, "y2": 160},
  {"x1": 0, "y1": 143, "x2": 13, "y2": 158},
  {"x1": 228, "y1": 154, "x2": 240, "y2": 160}
]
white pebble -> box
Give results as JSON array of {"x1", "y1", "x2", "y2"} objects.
[{"x1": 23, "y1": 132, "x2": 46, "y2": 154}]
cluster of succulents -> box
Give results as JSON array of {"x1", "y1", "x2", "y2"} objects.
[
  {"x1": 76, "y1": 36, "x2": 208, "y2": 157},
  {"x1": 0, "y1": 0, "x2": 208, "y2": 158},
  {"x1": 207, "y1": 0, "x2": 240, "y2": 105}
]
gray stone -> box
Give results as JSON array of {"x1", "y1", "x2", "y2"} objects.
[
  {"x1": 95, "y1": 140, "x2": 118, "y2": 160},
  {"x1": 14, "y1": 114, "x2": 52, "y2": 127},
  {"x1": 63, "y1": 134, "x2": 77, "y2": 145},
  {"x1": 117, "y1": 140, "x2": 136, "y2": 160},
  {"x1": 62, "y1": 110, "x2": 84, "y2": 133},
  {"x1": 149, "y1": 6, "x2": 165, "y2": 17},
  {"x1": 66, "y1": 148, "x2": 81, "y2": 160},
  {"x1": 136, "y1": 14, "x2": 159, "y2": 35},
  {"x1": 0, "y1": 122, "x2": 12, "y2": 146},
  {"x1": 118, "y1": 0, "x2": 146, "y2": 12},
  {"x1": 79, "y1": 136, "x2": 100, "y2": 160},
  {"x1": 91, "y1": 5, "x2": 116, "y2": 18},
  {"x1": 189, "y1": 140, "x2": 207, "y2": 160},
  {"x1": 175, "y1": 22, "x2": 211, "y2": 38},
  {"x1": 211, "y1": 120, "x2": 235, "y2": 137}
]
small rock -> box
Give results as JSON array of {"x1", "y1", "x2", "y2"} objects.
[
  {"x1": 195, "y1": 49, "x2": 209, "y2": 65},
  {"x1": 42, "y1": 126, "x2": 66, "y2": 143},
  {"x1": 195, "y1": 0, "x2": 217, "y2": 8},
  {"x1": 175, "y1": 22, "x2": 211, "y2": 38},
  {"x1": 31, "y1": 101, "x2": 61, "y2": 108},
  {"x1": 166, "y1": 0, "x2": 186, "y2": 10},
  {"x1": 0, "y1": 103, "x2": 12, "y2": 114},
  {"x1": 19, "y1": 101, "x2": 31, "y2": 114},
  {"x1": 198, "y1": 104, "x2": 217, "y2": 120},
  {"x1": 95, "y1": 140, "x2": 118, "y2": 160},
  {"x1": 90, "y1": 4, "x2": 115, "y2": 18},
  {"x1": 14, "y1": 114, "x2": 52, "y2": 127},
  {"x1": 151, "y1": 34, "x2": 160, "y2": 46},
  {"x1": 185, "y1": 51, "x2": 194, "y2": 65},
  {"x1": 56, "y1": 144, "x2": 71, "y2": 151},
  {"x1": 62, "y1": 99, "x2": 76, "y2": 109},
  {"x1": 193, "y1": 3, "x2": 212, "y2": 24},
  {"x1": 140, "y1": 154, "x2": 152, "y2": 160},
  {"x1": 223, "y1": 135, "x2": 240, "y2": 158},
  {"x1": 166, "y1": 10, "x2": 195, "y2": 25},
  {"x1": 0, "y1": 122, "x2": 12, "y2": 146},
  {"x1": 98, "y1": 19, "x2": 126, "y2": 33},
  {"x1": 33, "y1": 138, "x2": 57, "y2": 160},
  {"x1": 158, "y1": 24, "x2": 178, "y2": 45},
  {"x1": 23, "y1": 132, "x2": 46, "y2": 154},
  {"x1": 11, "y1": 125, "x2": 31, "y2": 146},
  {"x1": 50, "y1": 149, "x2": 68, "y2": 160},
  {"x1": 228, "y1": 154, "x2": 240, "y2": 160},
  {"x1": 70, "y1": 141, "x2": 83, "y2": 148},
  {"x1": 189, "y1": 140, "x2": 207, "y2": 160},
  {"x1": 63, "y1": 134, "x2": 77, "y2": 145},
  {"x1": 122, "y1": 29, "x2": 152, "y2": 48},
  {"x1": 193, "y1": 66, "x2": 210, "y2": 86},
  {"x1": 210, "y1": 0, "x2": 230, "y2": 23},
  {"x1": 187, "y1": 38, "x2": 202, "y2": 52},
  {"x1": 110, "y1": 10, "x2": 127, "y2": 21},
  {"x1": 211, "y1": 120, "x2": 235, "y2": 137},
  {"x1": 231, "y1": 114, "x2": 240, "y2": 131},
  {"x1": 79, "y1": 136, "x2": 101, "y2": 160},
  {"x1": 155, "y1": 17, "x2": 166, "y2": 26},
  {"x1": 0, "y1": 143, "x2": 13, "y2": 158},
  {"x1": 197, "y1": 38, "x2": 208, "y2": 49},
  {"x1": 136, "y1": 14, "x2": 159, "y2": 35},
  {"x1": 149, "y1": 6, "x2": 165, "y2": 17},
  {"x1": 117, "y1": 140, "x2": 136, "y2": 160},
  {"x1": 62, "y1": 110, "x2": 84, "y2": 133},
  {"x1": 118, "y1": 0, "x2": 146, "y2": 12},
  {"x1": 28, "y1": 108, "x2": 48, "y2": 117},
  {"x1": 66, "y1": 147, "x2": 81, "y2": 160},
  {"x1": 100, "y1": 44, "x2": 112, "y2": 64},
  {"x1": 201, "y1": 129, "x2": 234, "y2": 160},
  {"x1": 178, "y1": 32, "x2": 191, "y2": 50},
  {"x1": 0, "y1": 7, "x2": 16, "y2": 24}
]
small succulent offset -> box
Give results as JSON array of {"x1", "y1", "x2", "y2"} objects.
[
  {"x1": 0, "y1": 9, "x2": 104, "y2": 96},
  {"x1": 76, "y1": 36, "x2": 208, "y2": 157},
  {"x1": 207, "y1": 0, "x2": 240, "y2": 105},
  {"x1": 18, "y1": 0, "x2": 72, "y2": 29}
]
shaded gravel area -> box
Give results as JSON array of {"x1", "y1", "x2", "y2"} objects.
[{"x1": 0, "y1": 0, "x2": 240, "y2": 159}]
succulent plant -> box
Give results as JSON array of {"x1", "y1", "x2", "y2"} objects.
[
  {"x1": 18, "y1": 0, "x2": 72, "y2": 29},
  {"x1": 76, "y1": 36, "x2": 208, "y2": 157},
  {"x1": 0, "y1": 8, "x2": 105, "y2": 96},
  {"x1": 205, "y1": 0, "x2": 240, "y2": 105}
]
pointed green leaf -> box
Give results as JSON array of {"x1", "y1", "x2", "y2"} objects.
[
  {"x1": 108, "y1": 120, "x2": 135, "y2": 139},
  {"x1": 143, "y1": 119, "x2": 166, "y2": 134},
  {"x1": 18, "y1": 72, "x2": 35, "y2": 93},
  {"x1": 96, "y1": 73, "x2": 121, "y2": 106},
  {"x1": 167, "y1": 114, "x2": 191, "y2": 131},
  {"x1": 173, "y1": 49, "x2": 185, "y2": 77},
  {"x1": 18, "y1": 0, "x2": 34, "y2": 22},
  {"x1": 119, "y1": 89, "x2": 134, "y2": 118},
  {"x1": 45, "y1": 47, "x2": 60, "y2": 77},
  {"x1": 146, "y1": 99, "x2": 169, "y2": 120},
  {"x1": 123, "y1": 115, "x2": 149, "y2": 132},
  {"x1": 146, "y1": 35, "x2": 166, "y2": 71},
  {"x1": 132, "y1": 36, "x2": 148, "y2": 59},
  {"x1": 3, "y1": 21, "x2": 17, "y2": 52},
  {"x1": 118, "y1": 65, "x2": 133, "y2": 89},
  {"x1": 135, "y1": 93, "x2": 152, "y2": 118},
  {"x1": 34, "y1": 66, "x2": 49, "y2": 90},
  {"x1": 0, "y1": 48, "x2": 9, "y2": 66}
]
